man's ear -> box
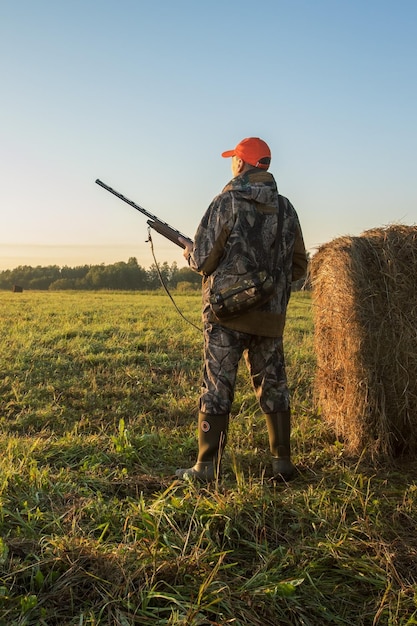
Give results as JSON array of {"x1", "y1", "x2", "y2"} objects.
[{"x1": 236, "y1": 158, "x2": 246, "y2": 173}]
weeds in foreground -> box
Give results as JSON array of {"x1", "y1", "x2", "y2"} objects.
[{"x1": 0, "y1": 291, "x2": 416, "y2": 625}]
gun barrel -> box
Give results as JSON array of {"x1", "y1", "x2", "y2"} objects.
[
  {"x1": 95, "y1": 179, "x2": 193, "y2": 246},
  {"x1": 95, "y1": 179, "x2": 158, "y2": 222}
]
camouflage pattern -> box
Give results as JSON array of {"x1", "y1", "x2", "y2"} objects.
[
  {"x1": 209, "y1": 269, "x2": 274, "y2": 319},
  {"x1": 199, "y1": 322, "x2": 289, "y2": 415},
  {"x1": 188, "y1": 168, "x2": 307, "y2": 338},
  {"x1": 188, "y1": 166, "x2": 306, "y2": 417}
]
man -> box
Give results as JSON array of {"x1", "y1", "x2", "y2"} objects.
[{"x1": 176, "y1": 137, "x2": 307, "y2": 482}]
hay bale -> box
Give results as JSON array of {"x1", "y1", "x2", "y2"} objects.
[{"x1": 310, "y1": 225, "x2": 417, "y2": 458}]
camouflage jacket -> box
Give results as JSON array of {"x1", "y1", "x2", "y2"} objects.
[{"x1": 188, "y1": 168, "x2": 307, "y2": 337}]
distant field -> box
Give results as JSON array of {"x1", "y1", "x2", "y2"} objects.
[{"x1": 0, "y1": 290, "x2": 416, "y2": 625}]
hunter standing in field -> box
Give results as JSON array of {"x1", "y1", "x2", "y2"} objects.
[{"x1": 176, "y1": 137, "x2": 307, "y2": 482}]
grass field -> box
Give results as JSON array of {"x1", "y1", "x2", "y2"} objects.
[{"x1": 0, "y1": 290, "x2": 416, "y2": 625}]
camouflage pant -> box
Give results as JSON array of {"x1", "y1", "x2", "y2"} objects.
[{"x1": 199, "y1": 322, "x2": 289, "y2": 415}]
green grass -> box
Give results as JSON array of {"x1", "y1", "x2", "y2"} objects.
[{"x1": 0, "y1": 290, "x2": 416, "y2": 625}]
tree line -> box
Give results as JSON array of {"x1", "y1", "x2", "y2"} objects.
[
  {"x1": 1, "y1": 256, "x2": 308, "y2": 292},
  {"x1": 0, "y1": 258, "x2": 202, "y2": 291}
]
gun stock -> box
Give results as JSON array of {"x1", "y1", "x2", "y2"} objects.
[
  {"x1": 147, "y1": 220, "x2": 191, "y2": 248},
  {"x1": 95, "y1": 179, "x2": 193, "y2": 249}
]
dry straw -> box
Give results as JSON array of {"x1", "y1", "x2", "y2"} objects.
[{"x1": 310, "y1": 225, "x2": 417, "y2": 458}]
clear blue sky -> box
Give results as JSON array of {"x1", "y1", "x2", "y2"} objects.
[{"x1": 1, "y1": 0, "x2": 416, "y2": 270}]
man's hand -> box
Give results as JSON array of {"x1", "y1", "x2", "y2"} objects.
[{"x1": 179, "y1": 237, "x2": 193, "y2": 260}]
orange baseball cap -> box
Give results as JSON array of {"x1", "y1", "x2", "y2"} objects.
[{"x1": 221, "y1": 137, "x2": 271, "y2": 170}]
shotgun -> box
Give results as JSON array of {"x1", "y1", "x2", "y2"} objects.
[{"x1": 95, "y1": 179, "x2": 193, "y2": 249}]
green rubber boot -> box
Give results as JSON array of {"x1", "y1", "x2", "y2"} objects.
[
  {"x1": 265, "y1": 410, "x2": 296, "y2": 482},
  {"x1": 176, "y1": 412, "x2": 229, "y2": 483}
]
